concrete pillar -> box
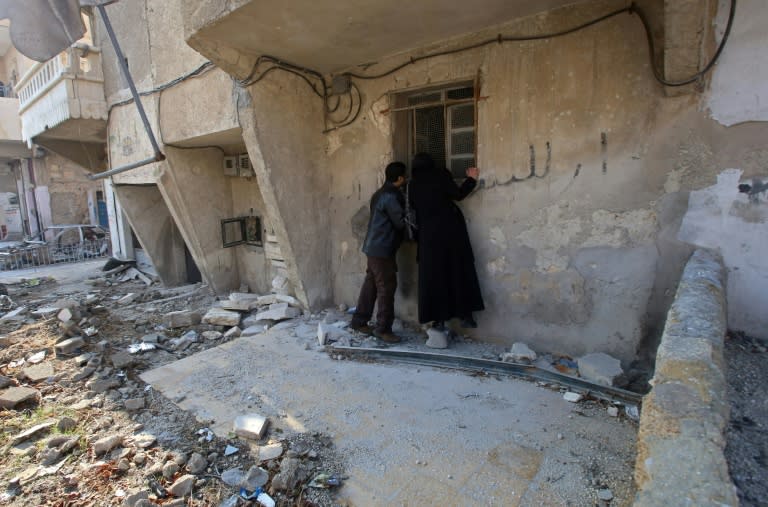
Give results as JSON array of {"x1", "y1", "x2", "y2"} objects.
[
  {"x1": 157, "y1": 146, "x2": 239, "y2": 293},
  {"x1": 237, "y1": 76, "x2": 332, "y2": 310},
  {"x1": 114, "y1": 184, "x2": 187, "y2": 286},
  {"x1": 104, "y1": 178, "x2": 134, "y2": 259}
]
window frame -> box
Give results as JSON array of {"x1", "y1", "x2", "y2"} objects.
[{"x1": 221, "y1": 215, "x2": 262, "y2": 248}]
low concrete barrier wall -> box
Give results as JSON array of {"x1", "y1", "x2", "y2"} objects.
[{"x1": 634, "y1": 249, "x2": 737, "y2": 506}]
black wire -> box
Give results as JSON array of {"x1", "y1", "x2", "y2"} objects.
[
  {"x1": 632, "y1": 0, "x2": 737, "y2": 86},
  {"x1": 323, "y1": 82, "x2": 362, "y2": 133},
  {"x1": 109, "y1": 61, "x2": 214, "y2": 111}
]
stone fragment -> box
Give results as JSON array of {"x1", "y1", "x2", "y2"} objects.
[
  {"x1": 31, "y1": 306, "x2": 59, "y2": 318},
  {"x1": 83, "y1": 326, "x2": 99, "y2": 337},
  {"x1": 221, "y1": 468, "x2": 244, "y2": 486},
  {"x1": 254, "y1": 303, "x2": 300, "y2": 322},
  {"x1": 0, "y1": 386, "x2": 39, "y2": 408},
  {"x1": 58, "y1": 416, "x2": 77, "y2": 432},
  {"x1": 241, "y1": 325, "x2": 267, "y2": 337},
  {"x1": 111, "y1": 351, "x2": 135, "y2": 369},
  {"x1": 47, "y1": 435, "x2": 69, "y2": 448},
  {"x1": 242, "y1": 314, "x2": 272, "y2": 328},
  {"x1": 425, "y1": 328, "x2": 448, "y2": 349},
  {"x1": 223, "y1": 326, "x2": 241, "y2": 339},
  {"x1": 162, "y1": 461, "x2": 180, "y2": 479},
  {"x1": 22, "y1": 362, "x2": 54, "y2": 383},
  {"x1": 275, "y1": 294, "x2": 301, "y2": 307},
  {"x1": 84, "y1": 294, "x2": 100, "y2": 306},
  {"x1": 88, "y1": 378, "x2": 120, "y2": 393},
  {"x1": 502, "y1": 342, "x2": 537, "y2": 363},
  {"x1": 133, "y1": 452, "x2": 146, "y2": 465},
  {"x1": 0, "y1": 375, "x2": 12, "y2": 388},
  {"x1": 1, "y1": 306, "x2": 28, "y2": 321},
  {"x1": 53, "y1": 298, "x2": 79, "y2": 310},
  {"x1": 220, "y1": 299, "x2": 254, "y2": 311},
  {"x1": 256, "y1": 294, "x2": 278, "y2": 306},
  {"x1": 317, "y1": 321, "x2": 352, "y2": 345},
  {"x1": 141, "y1": 333, "x2": 165, "y2": 343},
  {"x1": 73, "y1": 353, "x2": 92, "y2": 366},
  {"x1": 598, "y1": 489, "x2": 614, "y2": 501},
  {"x1": 224, "y1": 445, "x2": 238, "y2": 456},
  {"x1": 242, "y1": 466, "x2": 269, "y2": 489},
  {"x1": 202, "y1": 308, "x2": 242, "y2": 326},
  {"x1": 258, "y1": 443, "x2": 283, "y2": 462},
  {"x1": 170, "y1": 330, "x2": 198, "y2": 350},
  {"x1": 607, "y1": 406, "x2": 619, "y2": 417},
  {"x1": 40, "y1": 448, "x2": 62, "y2": 465},
  {"x1": 124, "y1": 398, "x2": 144, "y2": 411},
  {"x1": 124, "y1": 490, "x2": 149, "y2": 507},
  {"x1": 55, "y1": 337, "x2": 85, "y2": 356},
  {"x1": 271, "y1": 275, "x2": 289, "y2": 293},
  {"x1": 57, "y1": 308, "x2": 73, "y2": 323},
  {"x1": 271, "y1": 457, "x2": 301, "y2": 491},
  {"x1": 27, "y1": 350, "x2": 46, "y2": 363},
  {"x1": 118, "y1": 293, "x2": 138, "y2": 305},
  {"x1": 163, "y1": 311, "x2": 201, "y2": 329},
  {"x1": 577, "y1": 353, "x2": 625, "y2": 387},
  {"x1": 93, "y1": 435, "x2": 123, "y2": 455},
  {"x1": 72, "y1": 366, "x2": 96, "y2": 382},
  {"x1": 10, "y1": 421, "x2": 55, "y2": 445},
  {"x1": 229, "y1": 292, "x2": 262, "y2": 303},
  {"x1": 234, "y1": 413, "x2": 268, "y2": 440},
  {"x1": 202, "y1": 330, "x2": 223, "y2": 341},
  {"x1": 132, "y1": 433, "x2": 157, "y2": 448},
  {"x1": 563, "y1": 392, "x2": 584, "y2": 403},
  {"x1": 186, "y1": 452, "x2": 206, "y2": 474},
  {"x1": 167, "y1": 474, "x2": 195, "y2": 497}
]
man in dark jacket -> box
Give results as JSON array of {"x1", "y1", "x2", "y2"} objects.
[{"x1": 350, "y1": 162, "x2": 407, "y2": 343}]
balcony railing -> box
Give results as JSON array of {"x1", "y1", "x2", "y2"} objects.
[{"x1": 15, "y1": 45, "x2": 107, "y2": 146}]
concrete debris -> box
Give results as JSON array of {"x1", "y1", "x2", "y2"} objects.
[
  {"x1": 425, "y1": 328, "x2": 448, "y2": 349},
  {"x1": 0, "y1": 306, "x2": 28, "y2": 321},
  {"x1": 88, "y1": 378, "x2": 121, "y2": 393},
  {"x1": 55, "y1": 337, "x2": 85, "y2": 356},
  {"x1": 167, "y1": 474, "x2": 195, "y2": 497},
  {"x1": 242, "y1": 465, "x2": 269, "y2": 490},
  {"x1": 21, "y1": 362, "x2": 54, "y2": 383},
  {"x1": 317, "y1": 321, "x2": 352, "y2": 345},
  {"x1": 27, "y1": 350, "x2": 46, "y2": 364},
  {"x1": 202, "y1": 330, "x2": 223, "y2": 340},
  {"x1": 271, "y1": 457, "x2": 301, "y2": 491},
  {"x1": 577, "y1": 352, "x2": 625, "y2": 387},
  {"x1": 256, "y1": 294, "x2": 278, "y2": 306},
  {"x1": 0, "y1": 294, "x2": 15, "y2": 310},
  {"x1": 241, "y1": 325, "x2": 267, "y2": 337},
  {"x1": 0, "y1": 375, "x2": 12, "y2": 389},
  {"x1": 10, "y1": 421, "x2": 55, "y2": 446},
  {"x1": 234, "y1": 413, "x2": 269, "y2": 440},
  {"x1": 607, "y1": 406, "x2": 619, "y2": 417},
  {"x1": 84, "y1": 294, "x2": 100, "y2": 306},
  {"x1": 271, "y1": 275, "x2": 290, "y2": 295},
  {"x1": 140, "y1": 333, "x2": 165, "y2": 343},
  {"x1": 118, "y1": 293, "x2": 138, "y2": 305},
  {"x1": 221, "y1": 467, "x2": 245, "y2": 486},
  {"x1": 219, "y1": 299, "x2": 254, "y2": 311},
  {"x1": 224, "y1": 445, "x2": 239, "y2": 457},
  {"x1": 275, "y1": 294, "x2": 301, "y2": 307},
  {"x1": 202, "y1": 307, "x2": 242, "y2": 327},
  {"x1": 258, "y1": 443, "x2": 284, "y2": 462},
  {"x1": 83, "y1": 326, "x2": 99, "y2": 337},
  {"x1": 128, "y1": 342, "x2": 156, "y2": 354},
  {"x1": 31, "y1": 306, "x2": 59, "y2": 318},
  {"x1": 186, "y1": 452, "x2": 207, "y2": 474},
  {"x1": 131, "y1": 433, "x2": 157, "y2": 449},
  {"x1": 5, "y1": 398, "x2": 40, "y2": 421},
  {"x1": 163, "y1": 310, "x2": 202, "y2": 329},
  {"x1": 111, "y1": 351, "x2": 136, "y2": 369},
  {"x1": 624, "y1": 405, "x2": 639, "y2": 421},
  {"x1": 563, "y1": 392, "x2": 584, "y2": 403},
  {"x1": 92, "y1": 434, "x2": 123, "y2": 455},
  {"x1": 57, "y1": 308, "x2": 73, "y2": 323},
  {"x1": 501, "y1": 342, "x2": 537, "y2": 363},
  {"x1": 223, "y1": 326, "x2": 241, "y2": 339},
  {"x1": 124, "y1": 398, "x2": 144, "y2": 411},
  {"x1": 162, "y1": 462, "x2": 180, "y2": 479},
  {"x1": 254, "y1": 303, "x2": 300, "y2": 322},
  {"x1": 170, "y1": 330, "x2": 198, "y2": 350},
  {"x1": 53, "y1": 298, "x2": 79, "y2": 310}
]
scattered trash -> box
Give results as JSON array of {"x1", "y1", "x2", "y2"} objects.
[
  {"x1": 83, "y1": 326, "x2": 99, "y2": 337},
  {"x1": 563, "y1": 392, "x2": 584, "y2": 403},
  {"x1": 148, "y1": 478, "x2": 167, "y2": 499},
  {"x1": 27, "y1": 351, "x2": 46, "y2": 364},
  {"x1": 239, "y1": 486, "x2": 262, "y2": 500},
  {"x1": 8, "y1": 358, "x2": 25, "y2": 368},
  {"x1": 308, "y1": 473, "x2": 342, "y2": 488},
  {"x1": 256, "y1": 491, "x2": 276, "y2": 507},
  {"x1": 624, "y1": 404, "x2": 640, "y2": 421},
  {"x1": 224, "y1": 445, "x2": 239, "y2": 456},
  {"x1": 144, "y1": 385, "x2": 152, "y2": 392},
  {"x1": 128, "y1": 342, "x2": 157, "y2": 354},
  {"x1": 197, "y1": 428, "x2": 214, "y2": 442}
]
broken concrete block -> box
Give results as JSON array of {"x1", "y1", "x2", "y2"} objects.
[
  {"x1": 84, "y1": 294, "x2": 100, "y2": 306},
  {"x1": 271, "y1": 457, "x2": 301, "y2": 491},
  {"x1": 168, "y1": 474, "x2": 195, "y2": 497},
  {"x1": 577, "y1": 352, "x2": 625, "y2": 387},
  {"x1": 0, "y1": 375, "x2": 12, "y2": 389},
  {"x1": 563, "y1": 392, "x2": 584, "y2": 403},
  {"x1": 229, "y1": 292, "x2": 260, "y2": 302},
  {"x1": 258, "y1": 443, "x2": 284, "y2": 463},
  {"x1": 275, "y1": 294, "x2": 301, "y2": 307},
  {"x1": 124, "y1": 398, "x2": 144, "y2": 411},
  {"x1": 233, "y1": 414, "x2": 269, "y2": 440},
  {"x1": 118, "y1": 293, "x2": 138, "y2": 305},
  {"x1": 502, "y1": 342, "x2": 537, "y2": 363},
  {"x1": 317, "y1": 321, "x2": 351, "y2": 345},
  {"x1": 55, "y1": 337, "x2": 85, "y2": 356},
  {"x1": 170, "y1": 330, "x2": 198, "y2": 350},
  {"x1": 425, "y1": 328, "x2": 448, "y2": 349},
  {"x1": 110, "y1": 351, "x2": 135, "y2": 369},
  {"x1": 186, "y1": 453, "x2": 207, "y2": 474},
  {"x1": 254, "y1": 303, "x2": 300, "y2": 322},
  {"x1": 83, "y1": 326, "x2": 99, "y2": 337},
  {"x1": 0, "y1": 306, "x2": 28, "y2": 321},
  {"x1": 92, "y1": 434, "x2": 122, "y2": 455},
  {"x1": 202, "y1": 308, "x2": 242, "y2": 327},
  {"x1": 241, "y1": 325, "x2": 267, "y2": 338},
  {"x1": 607, "y1": 406, "x2": 619, "y2": 417},
  {"x1": 163, "y1": 311, "x2": 201, "y2": 329},
  {"x1": 219, "y1": 299, "x2": 254, "y2": 311},
  {"x1": 21, "y1": 362, "x2": 54, "y2": 383},
  {"x1": 242, "y1": 314, "x2": 272, "y2": 328},
  {"x1": 57, "y1": 308, "x2": 73, "y2": 323},
  {"x1": 242, "y1": 466, "x2": 269, "y2": 490},
  {"x1": 221, "y1": 467, "x2": 245, "y2": 486},
  {"x1": 223, "y1": 326, "x2": 241, "y2": 339},
  {"x1": 10, "y1": 421, "x2": 55, "y2": 446},
  {"x1": 141, "y1": 333, "x2": 165, "y2": 343},
  {"x1": 202, "y1": 330, "x2": 223, "y2": 341},
  {"x1": 88, "y1": 378, "x2": 121, "y2": 393},
  {"x1": 256, "y1": 294, "x2": 277, "y2": 306}
]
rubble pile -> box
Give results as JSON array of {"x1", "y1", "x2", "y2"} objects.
[{"x1": 0, "y1": 274, "x2": 343, "y2": 506}]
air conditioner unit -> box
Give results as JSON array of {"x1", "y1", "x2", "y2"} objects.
[
  {"x1": 238, "y1": 153, "x2": 254, "y2": 177},
  {"x1": 223, "y1": 156, "x2": 237, "y2": 176}
]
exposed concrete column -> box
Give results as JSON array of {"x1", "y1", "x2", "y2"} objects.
[
  {"x1": 236, "y1": 77, "x2": 332, "y2": 310},
  {"x1": 663, "y1": 0, "x2": 715, "y2": 84},
  {"x1": 104, "y1": 178, "x2": 134, "y2": 260},
  {"x1": 113, "y1": 184, "x2": 187, "y2": 286},
  {"x1": 156, "y1": 147, "x2": 239, "y2": 293}
]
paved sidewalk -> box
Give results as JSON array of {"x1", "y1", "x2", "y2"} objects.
[{"x1": 142, "y1": 328, "x2": 637, "y2": 506}]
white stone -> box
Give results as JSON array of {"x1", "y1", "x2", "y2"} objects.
[
  {"x1": 275, "y1": 294, "x2": 300, "y2": 307},
  {"x1": 202, "y1": 330, "x2": 223, "y2": 340},
  {"x1": 254, "y1": 303, "x2": 300, "y2": 322},
  {"x1": 219, "y1": 299, "x2": 254, "y2": 311},
  {"x1": 92, "y1": 435, "x2": 122, "y2": 455},
  {"x1": 202, "y1": 308, "x2": 242, "y2": 327},
  {"x1": 57, "y1": 308, "x2": 73, "y2": 323},
  {"x1": 607, "y1": 406, "x2": 619, "y2": 417},
  {"x1": 163, "y1": 311, "x2": 201, "y2": 328},
  {"x1": 425, "y1": 328, "x2": 448, "y2": 349},
  {"x1": 241, "y1": 325, "x2": 267, "y2": 337},
  {"x1": 577, "y1": 352, "x2": 624, "y2": 387},
  {"x1": 563, "y1": 392, "x2": 583, "y2": 403},
  {"x1": 233, "y1": 414, "x2": 268, "y2": 440},
  {"x1": 502, "y1": 342, "x2": 537, "y2": 363},
  {"x1": 256, "y1": 294, "x2": 278, "y2": 306},
  {"x1": 258, "y1": 443, "x2": 283, "y2": 462},
  {"x1": 118, "y1": 293, "x2": 138, "y2": 305},
  {"x1": 229, "y1": 292, "x2": 262, "y2": 303},
  {"x1": 223, "y1": 326, "x2": 241, "y2": 339}
]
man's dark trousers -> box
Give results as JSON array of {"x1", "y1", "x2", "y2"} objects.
[{"x1": 351, "y1": 256, "x2": 397, "y2": 333}]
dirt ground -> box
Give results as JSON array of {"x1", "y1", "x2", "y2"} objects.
[
  {"x1": 724, "y1": 331, "x2": 768, "y2": 507},
  {"x1": 0, "y1": 261, "x2": 639, "y2": 506}
]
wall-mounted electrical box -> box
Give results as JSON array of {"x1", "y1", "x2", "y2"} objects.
[
  {"x1": 223, "y1": 156, "x2": 238, "y2": 176},
  {"x1": 238, "y1": 153, "x2": 254, "y2": 177}
]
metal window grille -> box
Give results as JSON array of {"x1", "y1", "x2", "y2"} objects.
[{"x1": 399, "y1": 84, "x2": 476, "y2": 178}]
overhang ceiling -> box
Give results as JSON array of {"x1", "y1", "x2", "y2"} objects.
[
  {"x1": 0, "y1": 22, "x2": 11, "y2": 57},
  {"x1": 196, "y1": 0, "x2": 588, "y2": 73}
]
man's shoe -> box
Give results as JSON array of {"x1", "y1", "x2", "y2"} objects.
[
  {"x1": 374, "y1": 329, "x2": 401, "y2": 343},
  {"x1": 350, "y1": 323, "x2": 374, "y2": 335}
]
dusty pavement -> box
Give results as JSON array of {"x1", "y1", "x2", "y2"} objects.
[{"x1": 0, "y1": 261, "x2": 638, "y2": 506}]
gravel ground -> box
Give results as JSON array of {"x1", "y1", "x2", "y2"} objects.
[{"x1": 724, "y1": 331, "x2": 768, "y2": 507}]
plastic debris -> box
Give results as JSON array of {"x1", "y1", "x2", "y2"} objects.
[
  {"x1": 224, "y1": 445, "x2": 239, "y2": 456},
  {"x1": 239, "y1": 487, "x2": 262, "y2": 500},
  {"x1": 128, "y1": 342, "x2": 157, "y2": 354},
  {"x1": 197, "y1": 428, "x2": 214, "y2": 442},
  {"x1": 308, "y1": 473, "x2": 342, "y2": 489},
  {"x1": 257, "y1": 492, "x2": 275, "y2": 507}
]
